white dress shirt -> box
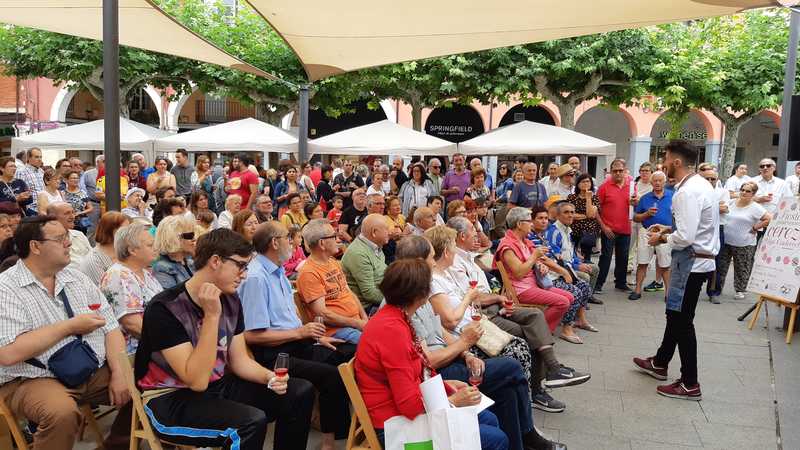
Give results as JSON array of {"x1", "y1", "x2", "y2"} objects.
[
  {"x1": 786, "y1": 174, "x2": 800, "y2": 196},
  {"x1": 667, "y1": 173, "x2": 720, "y2": 273},
  {"x1": 751, "y1": 175, "x2": 790, "y2": 215},
  {"x1": 543, "y1": 176, "x2": 560, "y2": 197}
]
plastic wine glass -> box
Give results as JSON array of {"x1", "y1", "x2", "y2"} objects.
[
  {"x1": 469, "y1": 365, "x2": 483, "y2": 387},
  {"x1": 468, "y1": 278, "x2": 478, "y2": 289},
  {"x1": 313, "y1": 315, "x2": 325, "y2": 345},
  {"x1": 88, "y1": 303, "x2": 101, "y2": 312},
  {"x1": 274, "y1": 353, "x2": 289, "y2": 378},
  {"x1": 471, "y1": 302, "x2": 482, "y2": 321}
]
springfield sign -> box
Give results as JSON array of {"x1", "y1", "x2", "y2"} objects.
[{"x1": 748, "y1": 196, "x2": 800, "y2": 303}]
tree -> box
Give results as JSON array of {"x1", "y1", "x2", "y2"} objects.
[
  {"x1": 0, "y1": 26, "x2": 194, "y2": 119},
  {"x1": 648, "y1": 9, "x2": 794, "y2": 176},
  {"x1": 476, "y1": 29, "x2": 659, "y2": 129}
]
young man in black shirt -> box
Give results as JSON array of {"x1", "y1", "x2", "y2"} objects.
[
  {"x1": 135, "y1": 229, "x2": 313, "y2": 450},
  {"x1": 338, "y1": 188, "x2": 368, "y2": 243},
  {"x1": 331, "y1": 159, "x2": 364, "y2": 210}
]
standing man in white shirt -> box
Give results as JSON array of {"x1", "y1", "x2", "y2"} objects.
[
  {"x1": 724, "y1": 163, "x2": 750, "y2": 199},
  {"x1": 785, "y1": 161, "x2": 800, "y2": 196},
  {"x1": 543, "y1": 163, "x2": 560, "y2": 195},
  {"x1": 752, "y1": 158, "x2": 790, "y2": 218},
  {"x1": 633, "y1": 140, "x2": 719, "y2": 401}
]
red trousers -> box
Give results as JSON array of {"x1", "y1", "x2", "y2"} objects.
[{"x1": 517, "y1": 285, "x2": 573, "y2": 332}]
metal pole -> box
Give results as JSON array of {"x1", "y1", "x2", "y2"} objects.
[
  {"x1": 103, "y1": 0, "x2": 121, "y2": 211},
  {"x1": 298, "y1": 84, "x2": 309, "y2": 164},
  {"x1": 777, "y1": 7, "x2": 800, "y2": 179}
]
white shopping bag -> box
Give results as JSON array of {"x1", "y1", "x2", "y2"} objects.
[
  {"x1": 384, "y1": 409, "x2": 481, "y2": 450},
  {"x1": 384, "y1": 414, "x2": 435, "y2": 450}
]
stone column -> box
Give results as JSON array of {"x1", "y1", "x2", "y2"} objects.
[
  {"x1": 628, "y1": 136, "x2": 653, "y2": 172},
  {"x1": 705, "y1": 139, "x2": 722, "y2": 166}
]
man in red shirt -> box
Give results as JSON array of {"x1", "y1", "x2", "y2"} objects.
[
  {"x1": 226, "y1": 154, "x2": 259, "y2": 210},
  {"x1": 596, "y1": 158, "x2": 634, "y2": 293}
]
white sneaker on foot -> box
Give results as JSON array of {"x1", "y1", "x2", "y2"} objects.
[{"x1": 734, "y1": 292, "x2": 746, "y2": 299}]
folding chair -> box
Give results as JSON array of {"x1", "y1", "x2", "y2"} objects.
[
  {"x1": 496, "y1": 260, "x2": 547, "y2": 312},
  {"x1": 337, "y1": 359, "x2": 382, "y2": 450},
  {"x1": 116, "y1": 353, "x2": 220, "y2": 450},
  {"x1": 294, "y1": 292, "x2": 311, "y2": 324},
  {"x1": 0, "y1": 394, "x2": 103, "y2": 450}
]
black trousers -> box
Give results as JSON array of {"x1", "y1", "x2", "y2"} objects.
[
  {"x1": 597, "y1": 233, "x2": 631, "y2": 289},
  {"x1": 654, "y1": 272, "x2": 707, "y2": 386},
  {"x1": 145, "y1": 374, "x2": 314, "y2": 450},
  {"x1": 251, "y1": 339, "x2": 355, "y2": 439}
]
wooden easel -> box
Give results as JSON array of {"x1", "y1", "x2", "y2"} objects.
[{"x1": 747, "y1": 294, "x2": 799, "y2": 344}]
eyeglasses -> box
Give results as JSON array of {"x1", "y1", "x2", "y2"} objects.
[
  {"x1": 759, "y1": 164, "x2": 774, "y2": 169},
  {"x1": 611, "y1": 169, "x2": 625, "y2": 173},
  {"x1": 180, "y1": 231, "x2": 195, "y2": 240},
  {"x1": 222, "y1": 256, "x2": 250, "y2": 273},
  {"x1": 319, "y1": 234, "x2": 337, "y2": 241},
  {"x1": 430, "y1": 165, "x2": 441, "y2": 169},
  {"x1": 36, "y1": 233, "x2": 71, "y2": 246}
]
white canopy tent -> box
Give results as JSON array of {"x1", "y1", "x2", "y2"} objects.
[
  {"x1": 308, "y1": 120, "x2": 457, "y2": 156},
  {"x1": 458, "y1": 120, "x2": 616, "y2": 157},
  {"x1": 12, "y1": 118, "x2": 171, "y2": 163},
  {"x1": 154, "y1": 118, "x2": 298, "y2": 154}
]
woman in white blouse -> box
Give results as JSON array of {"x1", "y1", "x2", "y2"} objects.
[
  {"x1": 717, "y1": 181, "x2": 771, "y2": 299},
  {"x1": 217, "y1": 194, "x2": 241, "y2": 229}
]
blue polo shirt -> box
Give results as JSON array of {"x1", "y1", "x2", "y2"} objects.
[
  {"x1": 635, "y1": 190, "x2": 674, "y2": 229},
  {"x1": 238, "y1": 254, "x2": 302, "y2": 331}
]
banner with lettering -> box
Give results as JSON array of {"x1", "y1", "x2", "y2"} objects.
[{"x1": 748, "y1": 196, "x2": 800, "y2": 303}]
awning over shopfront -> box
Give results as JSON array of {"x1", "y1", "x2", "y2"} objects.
[
  {"x1": 308, "y1": 120, "x2": 456, "y2": 156},
  {"x1": 246, "y1": 0, "x2": 768, "y2": 81},
  {"x1": 11, "y1": 118, "x2": 170, "y2": 154},
  {"x1": 154, "y1": 118, "x2": 297, "y2": 154},
  {"x1": 0, "y1": 0, "x2": 274, "y2": 79},
  {"x1": 458, "y1": 120, "x2": 616, "y2": 157}
]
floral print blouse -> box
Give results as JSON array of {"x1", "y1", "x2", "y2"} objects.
[{"x1": 100, "y1": 262, "x2": 163, "y2": 354}]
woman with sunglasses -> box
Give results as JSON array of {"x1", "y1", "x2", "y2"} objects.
[
  {"x1": 152, "y1": 215, "x2": 197, "y2": 289},
  {"x1": 716, "y1": 181, "x2": 771, "y2": 300}
]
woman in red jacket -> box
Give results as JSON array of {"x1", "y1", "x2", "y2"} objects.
[{"x1": 354, "y1": 259, "x2": 509, "y2": 450}]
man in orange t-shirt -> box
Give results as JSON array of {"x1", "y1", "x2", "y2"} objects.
[{"x1": 297, "y1": 219, "x2": 368, "y2": 344}]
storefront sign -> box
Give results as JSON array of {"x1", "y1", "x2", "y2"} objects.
[
  {"x1": 425, "y1": 104, "x2": 485, "y2": 143},
  {"x1": 658, "y1": 130, "x2": 707, "y2": 141},
  {"x1": 748, "y1": 196, "x2": 800, "y2": 303}
]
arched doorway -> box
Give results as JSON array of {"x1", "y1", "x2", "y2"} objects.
[
  {"x1": 736, "y1": 111, "x2": 780, "y2": 176},
  {"x1": 308, "y1": 100, "x2": 387, "y2": 139},
  {"x1": 649, "y1": 111, "x2": 711, "y2": 165},
  {"x1": 498, "y1": 104, "x2": 556, "y2": 127},
  {"x1": 576, "y1": 106, "x2": 634, "y2": 176},
  {"x1": 424, "y1": 104, "x2": 485, "y2": 143}
]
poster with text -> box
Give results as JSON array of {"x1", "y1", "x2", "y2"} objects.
[{"x1": 748, "y1": 196, "x2": 800, "y2": 304}]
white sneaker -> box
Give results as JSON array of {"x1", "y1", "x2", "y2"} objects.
[{"x1": 734, "y1": 292, "x2": 746, "y2": 299}]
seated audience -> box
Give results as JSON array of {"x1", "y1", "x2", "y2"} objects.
[
  {"x1": 280, "y1": 192, "x2": 309, "y2": 228},
  {"x1": 409, "y1": 206, "x2": 436, "y2": 236},
  {"x1": 0, "y1": 215, "x2": 131, "y2": 450},
  {"x1": 232, "y1": 209, "x2": 259, "y2": 243},
  {"x1": 338, "y1": 188, "x2": 367, "y2": 243},
  {"x1": 297, "y1": 219, "x2": 369, "y2": 344},
  {"x1": 100, "y1": 222, "x2": 160, "y2": 354},
  {"x1": 542, "y1": 203, "x2": 601, "y2": 295},
  {"x1": 152, "y1": 215, "x2": 196, "y2": 289},
  {"x1": 341, "y1": 214, "x2": 389, "y2": 314},
  {"x1": 121, "y1": 187, "x2": 151, "y2": 220},
  {"x1": 497, "y1": 207, "x2": 573, "y2": 333},
  {"x1": 194, "y1": 210, "x2": 216, "y2": 236},
  {"x1": 447, "y1": 199, "x2": 467, "y2": 220},
  {"x1": 48, "y1": 202, "x2": 91, "y2": 265},
  {"x1": 188, "y1": 190, "x2": 217, "y2": 228},
  {"x1": 218, "y1": 194, "x2": 242, "y2": 229},
  {"x1": 282, "y1": 224, "x2": 306, "y2": 278},
  {"x1": 326, "y1": 195, "x2": 344, "y2": 229},
  {"x1": 304, "y1": 202, "x2": 325, "y2": 220},
  {"x1": 254, "y1": 194, "x2": 274, "y2": 223},
  {"x1": 239, "y1": 221, "x2": 354, "y2": 450},
  {"x1": 79, "y1": 211, "x2": 130, "y2": 284},
  {"x1": 427, "y1": 195, "x2": 446, "y2": 225},
  {"x1": 135, "y1": 229, "x2": 313, "y2": 450},
  {"x1": 152, "y1": 198, "x2": 185, "y2": 227}
]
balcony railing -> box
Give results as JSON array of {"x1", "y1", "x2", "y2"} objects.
[{"x1": 196, "y1": 99, "x2": 265, "y2": 123}]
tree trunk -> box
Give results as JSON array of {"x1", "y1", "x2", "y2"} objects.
[
  {"x1": 719, "y1": 120, "x2": 743, "y2": 179},
  {"x1": 558, "y1": 102, "x2": 576, "y2": 130},
  {"x1": 411, "y1": 101, "x2": 423, "y2": 131}
]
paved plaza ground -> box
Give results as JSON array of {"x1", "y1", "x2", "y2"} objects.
[{"x1": 77, "y1": 265, "x2": 796, "y2": 450}]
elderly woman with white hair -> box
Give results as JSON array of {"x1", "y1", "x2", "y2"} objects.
[
  {"x1": 99, "y1": 222, "x2": 161, "y2": 353},
  {"x1": 121, "y1": 187, "x2": 152, "y2": 220},
  {"x1": 218, "y1": 193, "x2": 242, "y2": 229},
  {"x1": 152, "y1": 214, "x2": 197, "y2": 289}
]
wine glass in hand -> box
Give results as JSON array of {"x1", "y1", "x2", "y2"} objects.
[
  {"x1": 469, "y1": 365, "x2": 484, "y2": 387},
  {"x1": 313, "y1": 315, "x2": 325, "y2": 345},
  {"x1": 274, "y1": 353, "x2": 289, "y2": 378},
  {"x1": 471, "y1": 301, "x2": 482, "y2": 321}
]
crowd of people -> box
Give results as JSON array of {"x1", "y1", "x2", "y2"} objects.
[{"x1": 0, "y1": 142, "x2": 797, "y2": 450}]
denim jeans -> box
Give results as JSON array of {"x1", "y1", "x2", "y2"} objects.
[
  {"x1": 439, "y1": 357, "x2": 531, "y2": 450},
  {"x1": 375, "y1": 410, "x2": 509, "y2": 450},
  {"x1": 332, "y1": 327, "x2": 362, "y2": 344},
  {"x1": 597, "y1": 233, "x2": 631, "y2": 290}
]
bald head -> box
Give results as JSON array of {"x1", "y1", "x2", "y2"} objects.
[
  {"x1": 413, "y1": 207, "x2": 436, "y2": 230},
  {"x1": 362, "y1": 213, "x2": 390, "y2": 246},
  {"x1": 47, "y1": 201, "x2": 75, "y2": 230}
]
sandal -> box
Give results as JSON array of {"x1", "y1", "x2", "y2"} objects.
[
  {"x1": 559, "y1": 334, "x2": 583, "y2": 344},
  {"x1": 575, "y1": 323, "x2": 599, "y2": 333}
]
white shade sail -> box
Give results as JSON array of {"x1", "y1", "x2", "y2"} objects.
[
  {"x1": 11, "y1": 118, "x2": 171, "y2": 152},
  {"x1": 458, "y1": 120, "x2": 616, "y2": 157},
  {"x1": 308, "y1": 120, "x2": 457, "y2": 155},
  {"x1": 154, "y1": 118, "x2": 297, "y2": 153},
  {"x1": 0, "y1": 0, "x2": 275, "y2": 79},
  {"x1": 246, "y1": 0, "x2": 770, "y2": 81}
]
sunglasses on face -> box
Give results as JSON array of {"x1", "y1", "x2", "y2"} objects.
[
  {"x1": 759, "y1": 165, "x2": 773, "y2": 169},
  {"x1": 180, "y1": 232, "x2": 195, "y2": 240}
]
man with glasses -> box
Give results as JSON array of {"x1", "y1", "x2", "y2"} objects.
[
  {"x1": 752, "y1": 158, "x2": 790, "y2": 217},
  {"x1": 240, "y1": 222, "x2": 354, "y2": 450},
  {"x1": 16, "y1": 148, "x2": 44, "y2": 216},
  {"x1": 48, "y1": 202, "x2": 91, "y2": 265},
  {"x1": 427, "y1": 158, "x2": 443, "y2": 196},
  {"x1": 332, "y1": 159, "x2": 364, "y2": 210},
  {"x1": 297, "y1": 219, "x2": 369, "y2": 345},
  {"x1": 0, "y1": 215, "x2": 132, "y2": 450},
  {"x1": 596, "y1": 159, "x2": 634, "y2": 293},
  {"x1": 135, "y1": 228, "x2": 314, "y2": 450},
  {"x1": 254, "y1": 194, "x2": 274, "y2": 223}
]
